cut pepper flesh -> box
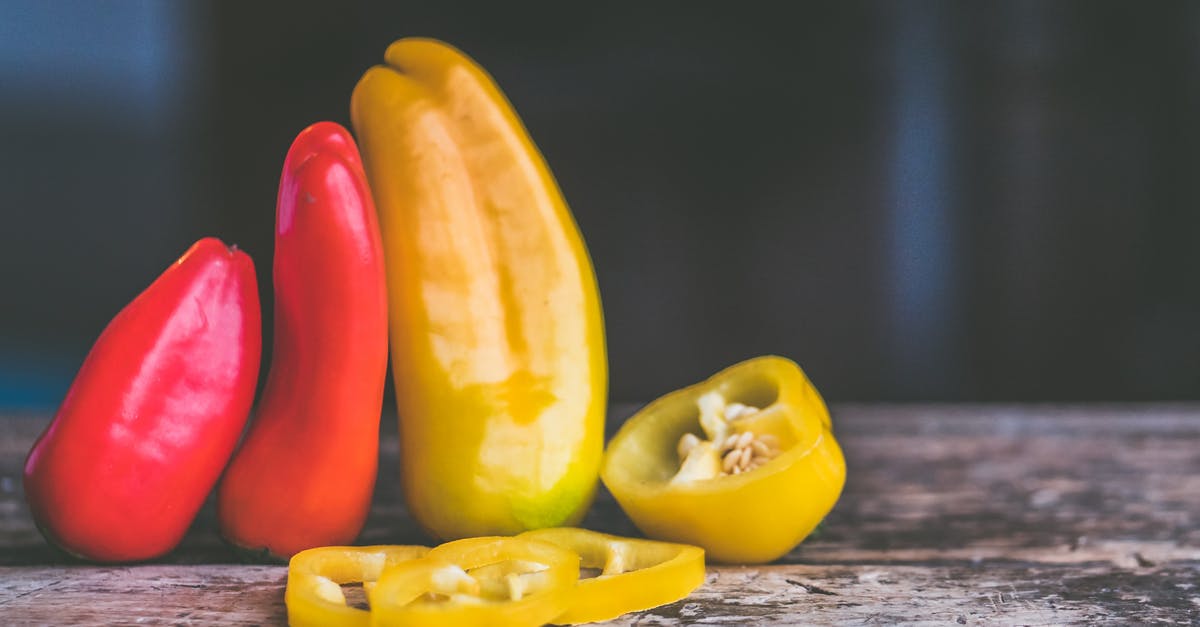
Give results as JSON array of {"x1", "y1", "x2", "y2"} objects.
[
  {"x1": 286, "y1": 545, "x2": 431, "y2": 627},
  {"x1": 600, "y1": 355, "x2": 846, "y2": 564},
  {"x1": 518, "y1": 527, "x2": 706, "y2": 624},
  {"x1": 368, "y1": 536, "x2": 579, "y2": 627},
  {"x1": 672, "y1": 391, "x2": 783, "y2": 482}
]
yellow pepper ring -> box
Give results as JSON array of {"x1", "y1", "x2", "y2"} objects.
[
  {"x1": 285, "y1": 545, "x2": 431, "y2": 627},
  {"x1": 368, "y1": 536, "x2": 580, "y2": 627},
  {"x1": 518, "y1": 527, "x2": 706, "y2": 624}
]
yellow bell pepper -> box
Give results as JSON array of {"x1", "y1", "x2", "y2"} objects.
[
  {"x1": 518, "y1": 527, "x2": 706, "y2": 624},
  {"x1": 601, "y1": 356, "x2": 845, "y2": 564},
  {"x1": 368, "y1": 536, "x2": 580, "y2": 627},
  {"x1": 285, "y1": 545, "x2": 431, "y2": 627},
  {"x1": 350, "y1": 38, "x2": 607, "y2": 540}
]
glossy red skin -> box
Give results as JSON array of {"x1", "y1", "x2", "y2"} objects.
[
  {"x1": 23, "y1": 238, "x2": 262, "y2": 562},
  {"x1": 217, "y1": 122, "x2": 388, "y2": 558}
]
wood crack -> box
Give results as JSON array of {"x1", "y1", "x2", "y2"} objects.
[{"x1": 785, "y1": 579, "x2": 839, "y2": 595}]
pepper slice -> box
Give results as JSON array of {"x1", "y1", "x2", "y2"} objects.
[
  {"x1": 286, "y1": 545, "x2": 431, "y2": 627},
  {"x1": 518, "y1": 527, "x2": 706, "y2": 624},
  {"x1": 368, "y1": 537, "x2": 579, "y2": 627},
  {"x1": 601, "y1": 356, "x2": 846, "y2": 564}
]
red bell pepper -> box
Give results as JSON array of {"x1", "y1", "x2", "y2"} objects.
[
  {"x1": 23, "y1": 237, "x2": 262, "y2": 562},
  {"x1": 216, "y1": 121, "x2": 388, "y2": 558}
]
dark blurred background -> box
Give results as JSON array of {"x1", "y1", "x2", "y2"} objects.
[{"x1": 2, "y1": 1, "x2": 1198, "y2": 408}]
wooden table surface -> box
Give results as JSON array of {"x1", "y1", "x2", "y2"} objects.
[{"x1": 1, "y1": 404, "x2": 1198, "y2": 625}]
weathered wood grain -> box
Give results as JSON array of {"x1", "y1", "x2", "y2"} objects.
[
  {"x1": 809, "y1": 405, "x2": 1200, "y2": 567},
  {"x1": 0, "y1": 565, "x2": 285, "y2": 626},
  {"x1": 1, "y1": 561, "x2": 1197, "y2": 625},
  {"x1": 1, "y1": 405, "x2": 1198, "y2": 624}
]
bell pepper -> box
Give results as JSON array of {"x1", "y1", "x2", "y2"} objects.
[
  {"x1": 286, "y1": 544, "x2": 431, "y2": 627},
  {"x1": 518, "y1": 527, "x2": 706, "y2": 624},
  {"x1": 368, "y1": 536, "x2": 580, "y2": 627},
  {"x1": 23, "y1": 238, "x2": 261, "y2": 562},
  {"x1": 350, "y1": 38, "x2": 607, "y2": 539},
  {"x1": 601, "y1": 356, "x2": 845, "y2": 564},
  {"x1": 217, "y1": 122, "x2": 388, "y2": 559}
]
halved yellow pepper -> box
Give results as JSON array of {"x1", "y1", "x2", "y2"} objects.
[
  {"x1": 368, "y1": 536, "x2": 579, "y2": 627},
  {"x1": 285, "y1": 545, "x2": 431, "y2": 627},
  {"x1": 601, "y1": 356, "x2": 845, "y2": 564},
  {"x1": 519, "y1": 527, "x2": 706, "y2": 624},
  {"x1": 350, "y1": 38, "x2": 607, "y2": 540}
]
